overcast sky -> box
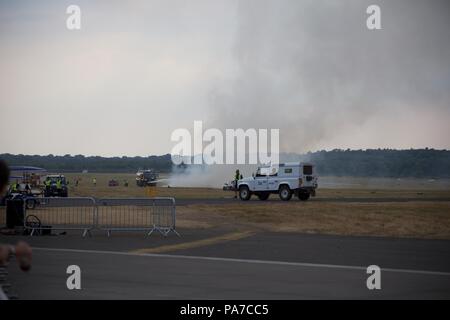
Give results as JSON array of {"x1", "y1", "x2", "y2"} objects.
[{"x1": 0, "y1": 0, "x2": 449, "y2": 156}]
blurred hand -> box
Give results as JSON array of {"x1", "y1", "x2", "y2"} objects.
[
  {"x1": 15, "y1": 241, "x2": 32, "y2": 271},
  {"x1": 0, "y1": 245, "x2": 9, "y2": 266},
  {"x1": 0, "y1": 241, "x2": 32, "y2": 271}
]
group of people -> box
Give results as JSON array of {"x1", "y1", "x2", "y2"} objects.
[
  {"x1": 8, "y1": 181, "x2": 32, "y2": 195},
  {"x1": 44, "y1": 177, "x2": 64, "y2": 190}
]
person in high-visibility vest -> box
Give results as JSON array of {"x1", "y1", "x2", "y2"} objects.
[
  {"x1": 45, "y1": 179, "x2": 51, "y2": 191},
  {"x1": 56, "y1": 179, "x2": 62, "y2": 190},
  {"x1": 234, "y1": 169, "x2": 240, "y2": 199},
  {"x1": 43, "y1": 178, "x2": 51, "y2": 196},
  {"x1": 92, "y1": 178, "x2": 97, "y2": 186},
  {"x1": 10, "y1": 181, "x2": 18, "y2": 193}
]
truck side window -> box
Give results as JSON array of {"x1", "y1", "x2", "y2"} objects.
[{"x1": 284, "y1": 168, "x2": 292, "y2": 174}]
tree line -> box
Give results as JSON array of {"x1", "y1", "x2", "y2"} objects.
[
  {"x1": 1, "y1": 149, "x2": 449, "y2": 178},
  {"x1": 299, "y1": 149, "x2": 450, "y2": 178}
]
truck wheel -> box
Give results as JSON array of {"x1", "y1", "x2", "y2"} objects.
[
  {"x1": 257, "y1": 193, "x2": 270, "y2": 201},
  {"x1": 298, "y1": 192, "x2": 310, "y2": 201},
  {"x1": 279, "y1": 185, "x2": 292, "y2": 201},
  {"x1": 239, "y1": 186, "x2": 251, "y2": 201}
]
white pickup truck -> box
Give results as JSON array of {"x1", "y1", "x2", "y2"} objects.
[{"x1": 237, "y1": 162, "x2": 318, "y2": 201}]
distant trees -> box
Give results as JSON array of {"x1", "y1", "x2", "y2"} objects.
[
  {"x1": 301, "y1": 149, "x2": 450, "y2": 178},
  {"x1": 0, "y1": 153, "x2": 173, "y2": 173},
  {"x1": 1, "y1": 149, "x2": 449, "y2": 178}
]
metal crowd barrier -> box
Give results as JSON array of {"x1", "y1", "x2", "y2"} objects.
[
  {"x1": 23, "y1": 197, "x2": 96, "y2": 237},
  {"x1": 21, "y1": 197, "x2": 178, "y2": 237},
  {"x1": 96, "y1": 197, "x2": 179, "y2": 237}
]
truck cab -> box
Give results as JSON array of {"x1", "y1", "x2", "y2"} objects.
[{"x1": 237, "y1": 162, "x2": 318, "y2": 201}]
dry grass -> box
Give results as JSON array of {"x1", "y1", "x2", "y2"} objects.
[
  {"x1": 65, "y1": 172, "x2": 450, "y2": 200},
  {"x1": 177, "y1": 201, "x2": 450, "y2": 239},
  {"x1": 316, "y1": 188, "x2": 450, "y2": 199}
]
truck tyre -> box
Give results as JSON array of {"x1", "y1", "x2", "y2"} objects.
[
  {"x1": 257, "y1": 192, "x2": 270, "y2": 201},
  {"x1": 279, "y1": 185, "x2": 292, "y2": 201},
  {"x1": 239, "y1": 186, "x2": 251, "y2": 201},
  {"x1": 298, "y1": 191, "x2": 310, "y2": 201}
]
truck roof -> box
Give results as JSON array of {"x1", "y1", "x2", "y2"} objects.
[
  {"x1": 281, "y1": 162, "x2": 314, "y2": 166},
  {"x1": 260, "y1": 162, "x2": 314, "y2": 167}
]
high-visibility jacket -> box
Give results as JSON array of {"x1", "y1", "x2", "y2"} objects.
[{"x1": 56, "y1": 180, "x2": 62, "y2": 189}]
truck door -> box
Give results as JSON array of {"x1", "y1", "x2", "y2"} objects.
[
  {"x1": 302, "y1": 165, "x2": 313, "y2": 187},
  {"x1": 267, "y1": 178, "x2": 277, "y2": 190},
  {"x1": 254, "y1": 176, "x2": 268, "y2": 191},
  {"x1": 254, "y1": 167, "x2": 269, "y2": 191},
  {"x1": 267, "y1": 166, "x2": 279, "y2": 190}
]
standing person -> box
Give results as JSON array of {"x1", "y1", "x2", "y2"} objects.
[
  {"x1": 44, "y1": 177, "x2": 51, "y2": 196},
  {"x1": 10, "y1": 180, "x2": 18, "y2": 193},
  {"x1": 234, "y1": 169, "x2": 240, "y2": 199},
  {"x1": 92, "y1": 177, "x2": 96, "y2": 186},
  {"x1": 56, "y1": 178, "x2": 62, "y2": 191},
  {"x1": 25, "y1": 183, "x2": 31, "y2": 195},
  {"x1": 0, "y1": 160, "x2": 32, "y2": 300}
]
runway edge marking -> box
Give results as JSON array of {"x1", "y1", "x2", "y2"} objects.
[
  {"x1": 32, "y1": 246, "x2": 450, "y2": 277},
  {"x1": 130, "y1": 230, "x2": 256, "y2": 254}
]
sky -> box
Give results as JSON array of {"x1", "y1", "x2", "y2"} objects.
[{"x1": 0, "y1": 0, "x2": 449, "y2": 156}]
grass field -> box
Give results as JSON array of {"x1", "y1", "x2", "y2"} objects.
[
  {"x1": 17, "y1": 173, "x2": 449, "y2": 239},
  {"x1": 64, "y1": 172, "x2": 450, "y2": 199},
  {"x1": 177, "y1": 201, "x2": 450, "y2": 239}
]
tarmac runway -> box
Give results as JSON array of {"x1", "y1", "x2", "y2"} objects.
[{"x1": 2, "y1": 230, "x2": 450, "y2": 299}]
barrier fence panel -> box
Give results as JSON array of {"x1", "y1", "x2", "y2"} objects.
[
  {"x1": 96, "y1": 197, "x2": 179, "y2": 237},
  {"x1": 23, "y1": 197, "x2": 96, "y2": 237}
]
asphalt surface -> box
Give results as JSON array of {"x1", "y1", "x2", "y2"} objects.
[{"x1": 2, "y1": 230, "x2": 450, "y2": 299}]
